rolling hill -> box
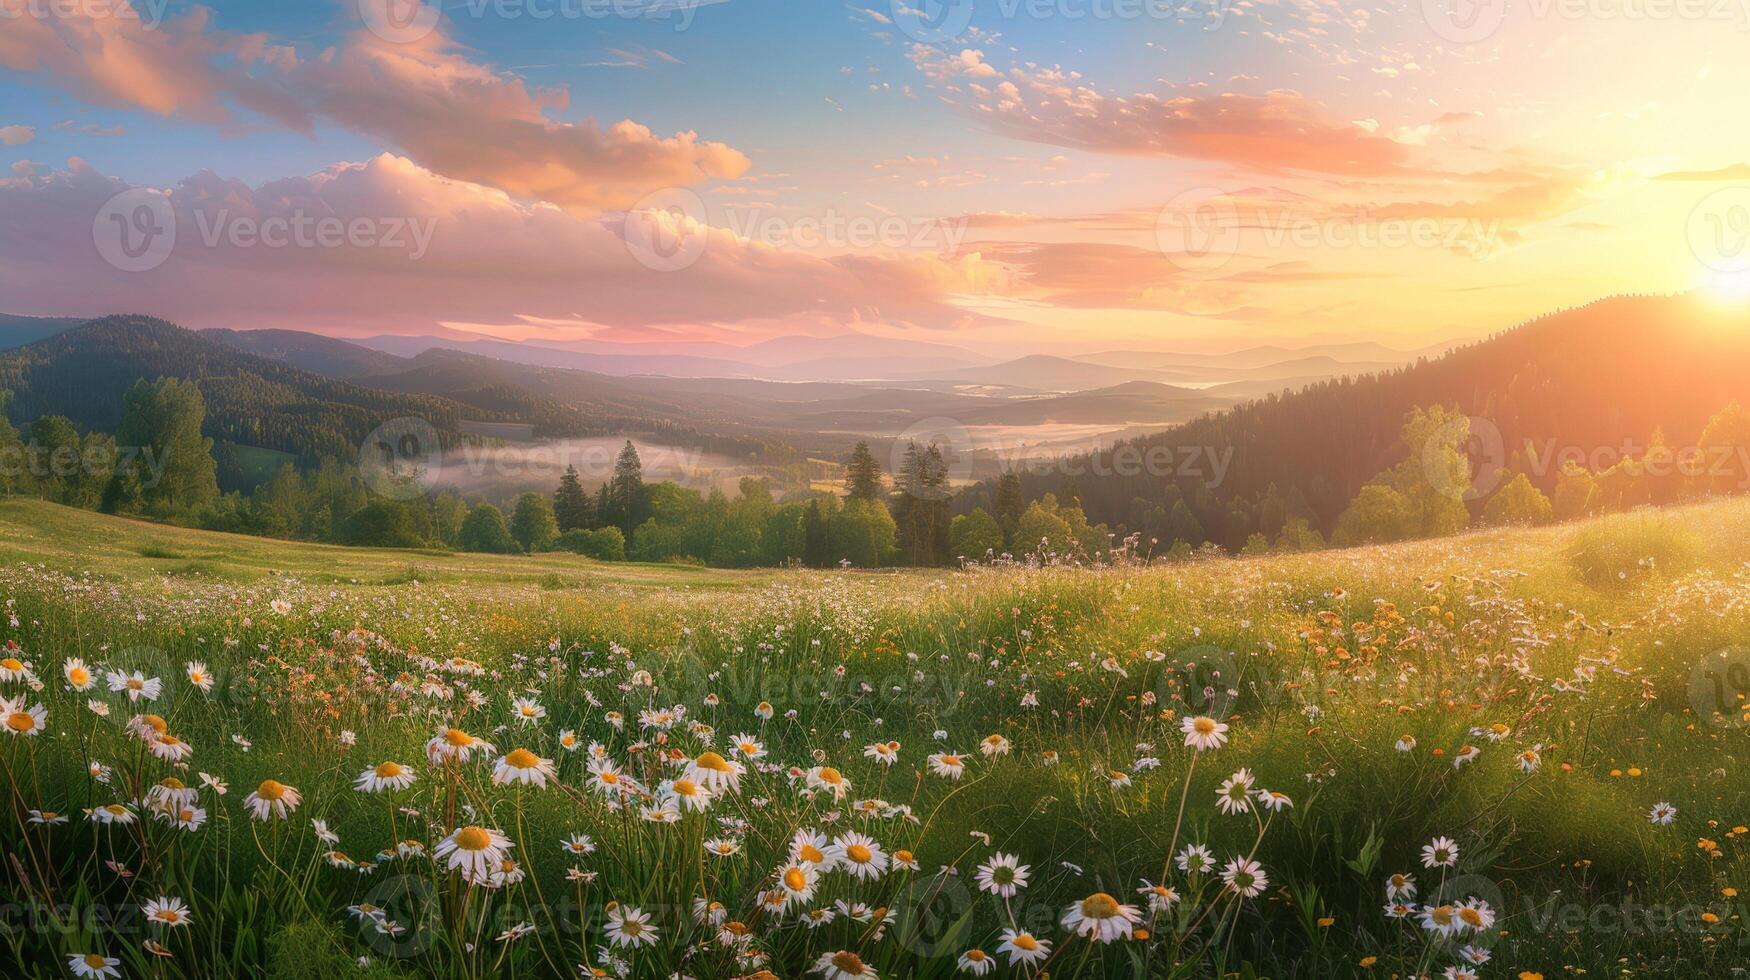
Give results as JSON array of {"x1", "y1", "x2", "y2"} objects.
[
  {"x1": 0, "y1": 316, "x2": 538, "y2": 465},
  {"x1": 968, "y1": 292, "x2": 1750, "y2": 544}
]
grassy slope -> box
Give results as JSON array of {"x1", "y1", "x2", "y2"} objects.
[
  {"x1": 0, "y1": 498, "x2": 766, "y2": 590},
  {"x1": 4, "y1": 496, "x2": 1750, "y2": 977}
]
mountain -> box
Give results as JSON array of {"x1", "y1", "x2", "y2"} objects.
[
  {"x1": 0, "y1": 314, "x2": 86, "y2": 350},
  {"x1": 203, "y1": 327, "x2": 410, "y2": 379},
  {"x1": 960, "y1": 293, "x2": 1750, "y2": 546},
  {"x1": 953, "y1": 381, "x2": 1226, "y2": 426},
  {"x1": 911, "y1": 354, "x2": 1180, "y2": 390},
  {"x1": 353, "y1": 331, "x2": 994, "y2": 381},
  {"x1": 0, "y1": 316, "x2": 534, "y2": 463}
]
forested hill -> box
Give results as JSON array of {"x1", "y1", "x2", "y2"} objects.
[
  {"x1": 981, "y1": 293, "x2": 1750, "y2": 543},
  {"x1": 0, "y1": 315, "x2": 520, "y2": 461}
]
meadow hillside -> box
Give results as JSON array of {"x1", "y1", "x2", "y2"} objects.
[{"x1": 2, "y1": 497, "x2": 1749, "y2": 977}]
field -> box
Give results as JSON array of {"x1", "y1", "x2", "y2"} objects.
[{"x1": 3, "y1": 498, "x2": 1750, "y2": 978}]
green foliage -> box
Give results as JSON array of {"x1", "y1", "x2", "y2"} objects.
[
  {"x1": 553, "y1": 463, "x2": 594, "y2": 532},
  {"x1": 1014, "y1": 498, "x2": 1075, "y2": 556},
  {"x1": 458, "y1": 502, "x2": 520, "y2": 553},
  {"x1": 844, "y1": 440, "x2": 882, "y2": 501},
  {"x1": 509, "y1": 491, "x2": 560, "y2": 552},
  {"x1": 948, "y1": 507, "x2": 1004, "y2": 560},
  {"x1": 1332, "y1": 484, "x2": 1413, "y2": 546},
  {"x1": 110, "y1": 376, "x2": 220, "y2": 516},
  {"x1": 558, "y1": 525, "x2": 625, "y2": 561},
  {"x1": 1483, "y1": 471, "x2": 1554, "y2": 526}
]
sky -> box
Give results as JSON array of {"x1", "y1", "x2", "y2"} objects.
[{"x1": 1, "y1": 0, "x2": 1748, "y2": 357}]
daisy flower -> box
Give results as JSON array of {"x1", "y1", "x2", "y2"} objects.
[
  {"x1": 1384, "y1": 872, "x2": 1417, "y2": 901},
  {"x1": 730, "y1": 733, "x2": 767, "y2": 760},
  {"x1": 63, "y1": 658, "x2": 95, "y2": 691},
  {"x1": 1216, "y1": 769, "x2": 1255, "y2": 815},
  {"x1": 426, "y1": 727, "x2": 495, "y2": 765},
  {"x1": 831, "y1": 831, "x2": 889, "y2": 880},
  {"x1": 927, "y1": 753, "x2": 967, "y2": 780},
  {"x1": 1221, "y1": 856, "x2": 1269, "y2": 898},
  {"x1": 979, "y1": 734, "x2": 1011, "y2": 757},
  {"x1": 686, "y1": 751, "x2": 745, "y2": 794},
  {"x1": 356, "y1": 761, "x2": 417, "y2": 793},
  {"x1": 435, "y1": 825, "x2": 513, "y2": 885},
  {"x1": 864, "y1": 740, "x2": 900, "y2": 765},
  {"x1": 974, "y1": 853, "x2": 1030, "y2": 898},
  {"x1": 1421, "y1": 836, "x2": 1459, "y2": 869},
  {"x1": 509, "y1": 697, "x2": 545, "y2": 723},
  {"x1": 997, "y1": 929, "x2": 1050, "y2": 966},
  {"x1": 67, "y1": 953, "x2": 121, "y2": 978},
  {"x1": 1181, "y1": 715, "x2": 1228, "y2": 751},
  {"x1": 1136, "y1": 880, "x2": 1179, "y2": 912},
  {"x1": 1060, "y1": 892, "x2": 1142, "y2": 943},
  {"x1": 603, "y1": 904, "x2": 659, "y2": 948},
  {"x1": 106, "y1": 670, "x2": 162, "y2": 702},
  {"x1": 812, "y1": 950, "x2": 877, "y2": 979},
  {"x1": 243, "y1": 780, "x2": 301, "y2": 821},
  {"x1": 143, "y1": 897, "x2": 192, "y2": 928},
  {"x1": 1, "y1": 695, "x2": 46, "y2": 736},
  {"x1": 805, "y1": 766, "x2": 850, "y2": 799},
  {"x1": 185, "y1": 662, "x2": 214, "y2": 692},
  {"x1": 662, "y1": 777, "x2": 713, "y2": 812},
  {"x1": 1176, "y1": 843, "x2": 1216, "y2": 874},
  {"x1": 776, "y1": 861, "x2": 820, "y2": 906},
  {"x1": 1650, "y1": 802, "x2": 1678, "y2": 825},
  {"x1": 957, "y1": 949, "x2": 994, "y2": 975},
  {"x1": 492, "y1": 748, "x2": 557, "y2": 788}
]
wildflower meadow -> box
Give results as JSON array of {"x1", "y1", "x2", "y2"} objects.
[{"x1": 2, "y1": 497, "x2": 1749, "y2": 978}]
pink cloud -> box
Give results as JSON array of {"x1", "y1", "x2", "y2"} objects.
[{"x1": 0, "y1": 154, "x2": 997, "y2": 338}]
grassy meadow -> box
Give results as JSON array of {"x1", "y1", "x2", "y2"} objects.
[{"x1": 3, "y1": 497, "x2": 1750, "y2": 978}]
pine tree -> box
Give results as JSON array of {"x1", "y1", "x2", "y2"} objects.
[
  {"x1": 603, "y1": 441, "x2": 647, "y2": 541},
  {"x1": 845, "y1": 441, "x2": 882, "y2": 501},
  {"x1": 553, "y1": 464, "x2": 593, "y2": 531}
]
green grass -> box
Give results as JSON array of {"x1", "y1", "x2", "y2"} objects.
[{"x1": 3, "y1": 497, "x2": 1750, "y2": 978}]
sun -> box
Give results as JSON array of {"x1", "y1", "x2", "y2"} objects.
[{"x1": 1705, "y1": 270, "x2": 1750, "y2": 305}]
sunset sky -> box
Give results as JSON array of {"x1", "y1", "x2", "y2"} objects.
[{"x1": 1, "y1": 0, "x2": 1747, "y2": 356}]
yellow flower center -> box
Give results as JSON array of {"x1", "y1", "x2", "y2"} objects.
[
  {"x1": 375, "y1": 762, "x2": 405, "y2": 778},
  {"x1": 1081, "y1": 893, "x2": 1121, "y2": 919},
  {"x1": 817, "y1": 767, "x2": 843, "y2": 784},
  {"x1": 784, "y1": 867, "x2": 808, "y2": 891},
  {"x1": 453, "y1": 826, "x2": 493, "y2": 852},
  {"x1": 846, "y1": 843, "x2": 873, "y2": 863},
  {"x1": 444, "y1": 728, "x2": 473, "y2": 746},
  {"x1": 1013, "y1": 934, "x2": 1039, "y2": 951},
  {"x1": 831, "y1": 952, "x2": 866, "y2": 973},
  {"x1": 84, "y1": 953, "x2": 109, "y2": 968},
  {"x1": 673, "y1": 778, "x2": 700, "y2": 796},
  {"x1": 504, "y1": 748, "x2": 541, "y2": 769},
  {"x1": 160, "y1": 777, "x2": 185, "y2": 790},
  {"x1": 68, "y1": 668, "x2": 90, "y2": 686},
  {"x1": 6, "y1": 711, "x2": 35, "y2": 732},
  {"x1": 799, "y1": 843, "x2": 826, "y2": 863},
  {"x1": 1194, "y1": 718, "x2": 1215, "y2": 733},
  {"x1": 966, "y1": 950, "x2": 987, "y2": 961},
  {"x1": 140, "y1": 714, "x2": 167, "y2": 733},
  {"x1": 255, "y1": 780, "x2": 287, "y2": 801},
  {"x1": 695, "y1": 751, "x2": 732, "y2": 772},
  {"x1": 1, "y1": 658, "x2": 21, "y2": 671}
]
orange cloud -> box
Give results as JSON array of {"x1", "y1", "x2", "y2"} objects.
[
  {"x1": 0, "y1": 2, "x2": 747, "y2": 213},
  {"x1": 912, "y1": 47, "x2": 1417, "y2": 177}
]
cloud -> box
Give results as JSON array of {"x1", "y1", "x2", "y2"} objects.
[
  {"x1": 0, "y1": 126, "x2": 34, "y2": 146},
  {"x1": 910, "y1": 47, "x2": 1419, "y2": 177},
  {"x1": 1654, "y1": 163, "x2": 1750, "y2": 182},
  {"x1": 0, "y1": 2, "x2": 747, "y2": 213},
  {"x1": 0, "y1": 155, "x2": 997, "y2": 337}
]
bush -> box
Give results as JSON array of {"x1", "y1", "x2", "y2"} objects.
[{"x1": 557, "y1": 526, "x2": 625, "y2": 561}]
